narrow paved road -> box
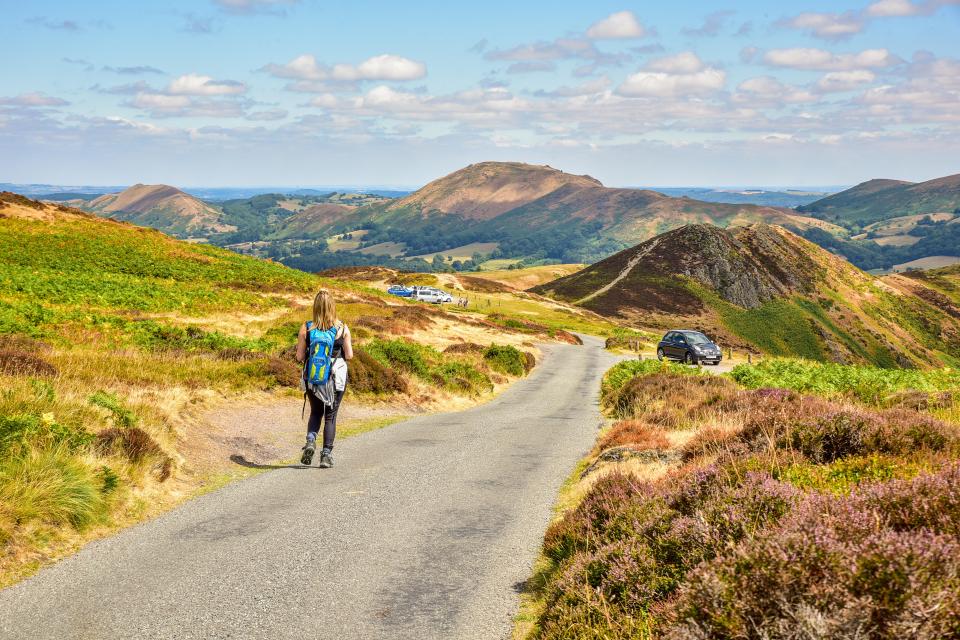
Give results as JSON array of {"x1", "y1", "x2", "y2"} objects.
[{"x1": 0, "y1": 336, "x2": 622, "y2": 640}]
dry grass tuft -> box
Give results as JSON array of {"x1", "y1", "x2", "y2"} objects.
[{"x1": 598, "y1": 420, "x2": 671, "y2": 451}]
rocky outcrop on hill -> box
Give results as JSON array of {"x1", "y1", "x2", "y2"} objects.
[{"x1": 535, "y1": 223, "x2": 827, "y2": 310}]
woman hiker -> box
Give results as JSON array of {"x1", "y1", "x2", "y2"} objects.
[{"x1": 296, "y1": 289, "x2": 353, "y2": 468}]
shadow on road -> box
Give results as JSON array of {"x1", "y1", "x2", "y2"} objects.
[{"x1": 229, "y1": 454, "x2": 315, "y2": 470}]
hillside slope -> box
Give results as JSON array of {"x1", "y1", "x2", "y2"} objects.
[
  {"x1": 269, "y1": 203, "x2": 357, "y2": 239},
  {"x1": 292, "y1": 162, "x2": 835, "y2": 267},
  {"x1": 82, "y1": 184, "x2": 233, "y2": 237},
  {"x1": 0, "y1": 192, "x2": 562, "y2": 587},
  {"x1": 800, "y1": 173, "x2": 960, "y2": 227},
  {"x1": 534, "y1": 223, "x2": 960, "y2": 366}
]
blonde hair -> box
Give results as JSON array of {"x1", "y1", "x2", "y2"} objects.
[{"x1": 311, "y1": 290, "x2": 338, "y2": 330}]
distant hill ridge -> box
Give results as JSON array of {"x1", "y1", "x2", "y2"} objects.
[
  {"x1": 800, "y1": 173, "x2": 960, "y2": 227},
  {"x1": 83, "y1": 183, "x2": 234, "y2": 237},
  {"x1": 387, "y1": 162, "x2": 603, "y2": 221}
]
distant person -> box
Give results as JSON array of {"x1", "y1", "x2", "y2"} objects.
[{"x1": 296, "y1": 290, "x2": 353, "y2": 468}]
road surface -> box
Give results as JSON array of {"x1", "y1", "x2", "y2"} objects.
[{"x1": 0, "y1": 336, "x2": 622, "y2": 640}]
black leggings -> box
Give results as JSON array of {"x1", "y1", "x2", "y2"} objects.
[{"x1": 306, "y1": 389, "x2": 344, "y2": 450}]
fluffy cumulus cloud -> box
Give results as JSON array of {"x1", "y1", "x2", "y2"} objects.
[
  {"x1": 117, "y1": 73, "x2": 249, "y2": 117},
  {"x1": 763, "y1": 48, "x2": 901, "y2": 71},
  {"x1": 261, "y1": 53, "x2": 426, "y2": 84},
  {"x1": 780, "y1": 0, "x2": 960, "y2": 40},
  {"x1": 618, "y1": 53, "x2": 725, "y2": 97},
  {"x1": 167, "y1": 74, "x2": 247, "y2": 95},
  {"x1": 586, "y1": 11, "x2": 647, "y2": 39}
]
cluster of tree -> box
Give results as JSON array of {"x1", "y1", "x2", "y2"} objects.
[
  {"x1": 279, "y1": 242, "x2": 435, "y2": 273},
  {"x1": 800, "y1": 225, "x2": 960, "y2": 271}
]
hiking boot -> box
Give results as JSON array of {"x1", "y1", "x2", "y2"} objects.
[
  {"x1": 318, "y1": 449, "x2": 334, "y2": 469},
  {"x1": 300, "y1": 439, "x2": 316, "y2": 466}
]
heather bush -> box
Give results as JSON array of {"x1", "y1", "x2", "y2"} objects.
[
  {"x1": 95, "y1": 427, "x2": 173, "y2": 481},
  {"x1": 535, "y1": 540, "x2": 658, "y2": 639},
  {"x1": 536, "y1": 469, "x2": 802, "y2": 639},
  {"x1": 666, "y1": 467, "x2": 960, "y2": 639},
  {"x1": 0, "y1": 349, "x2": 58, "y2": 377},
  {"x1": 348, "y1": 348, "x2": 408, "y2": 395},
  {"x1": 689, "y1": 392, "x2": 957, "y2": 464}
]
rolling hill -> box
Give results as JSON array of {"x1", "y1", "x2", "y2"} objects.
[
  {"x1": 800, "y1": 173, "x2": 960, "y2": 227},
  {"x1": 533, "y1": 223, "x2": 960, "y2": 367},
  {"x1": 385, "y1": 161, "x2": 603, "y2": 221},
  {"x1": 268, "y1": 203, "x2": 357, "y2": 239},
  {"x1": 79, "y1": 184, "x2": 234, "y2": 237}
]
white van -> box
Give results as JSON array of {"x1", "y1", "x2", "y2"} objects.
[{"x1": 413, "y1": 287, "x2": 452, "y2": 304}]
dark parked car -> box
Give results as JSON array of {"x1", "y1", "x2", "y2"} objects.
[{"x1": 657, "y1": 330, "x2": 722, "y2": 365}]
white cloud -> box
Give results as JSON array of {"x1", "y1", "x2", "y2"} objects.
[
  {"x1": 866, "y1": 0, "x2": 960, "y2": 16},
  {"x1": 867, "y1": 0, "x2": 924, "y2": 15},
  {"x1": 167, "y1": 74, "x2": 247, "y2": 96},
  {"x1": 261, "y1": 53, "x2": 426, "y2": 83},
  {"x1": 763, "y1": 48, "x2": 901, "y2": 71},
  {"x1": 781, "y1": 1, "x2": 960, "y2": 40},
  {"x1": 735, "y1": 76, "x2": 817, "y2": 104},
  {"x1": 586, "y1": 11, "x2": 646, "y2": 39},
  {"x1": 781, "y1": 11, "x2": 864, "y2": 39},
  {"x1": 338, "y1": 54, "x2": 426, "y2": 81},
  {"x1": 816, "y1": 70, "x2": 877, "y2": 92},
  {"x1": 644, "y1": 52, "x2": 704, "y2": 74},
  {"x1": 616, "y1": 52, "x2": 725, "y2": 97},
  {"x1": 130, "y1": 93, "x2": 191, "y2": 110},
  {"x1": 0, "y1": 92, "x2": 70, "y2": 107},
  {"x1": 618, "y1": 67, "x2": 726, "y2": 97}
]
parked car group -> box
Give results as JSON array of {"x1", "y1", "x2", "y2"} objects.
[{"x1": 386, "y1": 284, "x2": 453, "y2": 304}]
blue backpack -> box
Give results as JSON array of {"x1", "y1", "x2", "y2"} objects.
[{"x1": 304, "y1": 321, "x2": 339, "y2": 388}]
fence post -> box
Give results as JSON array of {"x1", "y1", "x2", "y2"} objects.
[{"x1": 748, "y1": 353, "x2": 752, "y2": 364}]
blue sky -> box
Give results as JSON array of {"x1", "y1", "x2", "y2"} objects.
[{"x1": 1, "y1": 0, "x2": 959, "y2": 187}]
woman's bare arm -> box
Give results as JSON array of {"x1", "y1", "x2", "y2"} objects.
[
  {"x1": 296, "y1": 323, "x2": 308, "y2": 363},
  {"x1": 342, "y1": 325, "x2": 354, "y2": 360}
]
